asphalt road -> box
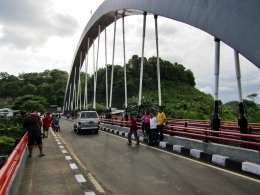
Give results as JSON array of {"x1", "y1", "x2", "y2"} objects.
[{"x1": 57, "y1": 118, "x2": 260, "y2": 195}]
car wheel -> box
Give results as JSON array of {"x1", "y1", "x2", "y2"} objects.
[{"x1": 95, "y1": 129, "x2": 98, "y2": 134}]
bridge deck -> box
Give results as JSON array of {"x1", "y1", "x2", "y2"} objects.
[{"x1": 16, "y1": 130, "x2": 85, "y2": 195}]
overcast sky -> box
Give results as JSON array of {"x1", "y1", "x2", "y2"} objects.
[{"x1": 0, "y1": 0, "x2": 259, "y2": 104}]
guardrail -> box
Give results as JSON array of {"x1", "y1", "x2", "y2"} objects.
[
  {"x1": 100, "y1": 118, "x2": 260, "y2": 149},
  {"x1": 0, "y1": 132, "x2": 28, "y2": 195}
]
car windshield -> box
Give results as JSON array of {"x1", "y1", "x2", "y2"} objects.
[{"x1": 81, "y1": 112, "x2": 98, "y2": 118}]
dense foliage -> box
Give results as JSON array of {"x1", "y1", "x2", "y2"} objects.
[
  {"x1": 0, "y1": 69, "x2": 67, "y2": 106},
  {"x1": 0, "y1": 55, "x2": 259, "y2": 122},
  {"x1": 0, "y1": 116, "x2": 24, "y2": 153}
]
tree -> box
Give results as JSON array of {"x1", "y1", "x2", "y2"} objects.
[
  {"x1": 127, "y1": 95, "x2": 159, "y2": 115},
  {"x1": 0, "y1": 72, "x2": 10, "y2": 81},
  {"x1": 86, "y1": 103, "x2": 106, "y2": 114},
  {"x1": 18, "y1": 83, "x2": 37, "y2": 96},
  {"x1": 247, "y1": 93, "x2": 258, "y2": 102},
  {"x1": 0, "y1": 82, "x2": 20, "y2": 96},
  {"x1": 12, "y1": 95, "x2": 48, "y2": 112},
  {"x1": 20, "y1": 100, "x2": 46, "y2": 112}
]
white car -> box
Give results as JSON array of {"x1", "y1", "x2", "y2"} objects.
[{"x1": 74, "y1": 111, "x2": 100, "y2": 134}]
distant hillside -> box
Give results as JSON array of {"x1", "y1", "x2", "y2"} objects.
[
  {"x1": 1, "y1": 55, "x2": 259, "y2": 122},
  {"x1": 86, "y1": 55, "x2": 214, "y2": 119}
]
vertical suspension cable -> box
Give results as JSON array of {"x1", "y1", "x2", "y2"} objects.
[
  {"x1": 234, "y1": 50, "x2": 248, "y2": 138},
  {"x1": 109, "y1": 12, "x2": 117, "y2": 109},
  {"x1": 68, "y1": 83, "x2": 71, "y2": 111},
  {"x1": 234, "y1": 50, "x2": 243, "y2": 103},
  {"x1": 154, "y1": 15, "x2": 161, "y2": 106},
  {"x1": 211, "y1": 38, "x2": 221, "y2": 141},
  {"x1": 96, "y1": 24, "x2": 101, "y2": 84},
  {"x1": 93, "y1": 37, "x2": 96, "y2": 110},
  {"x1": 74, "y1": 83, "x2": 77, "y2": 110},
  {"x1": 105, "y1": 27, "x2": 108, "y2": 110},
  {"x1": 83, "y1": 57, "x2": 86, "y2": 109},
  {"x1": 77, "y1": 52, "x2": 82, "y2": 111},
  {"x1": 122, "y1": 12, "x2": 127, "y2": 109},
  {"x1": 94, "y1": 24, "x2": 101, "y2": 111},
  {"x1": 214, "y1": 38, "x2": 220, "y2": 101},
  {"x1": 138, "y1": 12, "x2": 147, "y2": 112},
  {"x1": 73, "y1": 67, "x2": 76, "y2": 111},
  {"x1": 84, "y1": 38, "x2": 90, "y2": 110},
  {"x1": 65, "y1": 102, "x2": 67, "y2": 113}
]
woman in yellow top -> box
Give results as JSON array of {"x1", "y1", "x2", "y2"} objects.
[{"x1": 155, "y1": 107, "x2": 166, "y2": 142}]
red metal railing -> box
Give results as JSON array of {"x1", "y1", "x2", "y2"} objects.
[
  {"x1": 100, "y1": 118, "x2": 260, "y2": 148},
  {"x1": 0, "y1": 132, "x2": 28, "y2": 195}
]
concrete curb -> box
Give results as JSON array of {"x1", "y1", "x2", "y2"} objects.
[{"x1": 99, "y1": 125, "x2": 260, "y2": 177}]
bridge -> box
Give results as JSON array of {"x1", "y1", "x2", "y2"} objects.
[
  {"x1": 2, "y1": 118, "x2": 260, "y2": 195},
  {"x1": 63, "y1": 0, "x2": 260, "y2": 136},
  {"x1": 1, "y1": 0, "x2": 260, "y2": 194}
]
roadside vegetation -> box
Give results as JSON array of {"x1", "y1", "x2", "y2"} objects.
[
  {"x1": 0, "y1": 116, "x2": 24, "y2": 154},
  {"x1": 0, "y1": 55, "x2": 259, "y2": 122}
]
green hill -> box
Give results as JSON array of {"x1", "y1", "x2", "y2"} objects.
[{"x1": 0, "y1": 55, "x2": 259, "y2": 122}]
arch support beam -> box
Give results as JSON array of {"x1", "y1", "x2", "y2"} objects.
[{"x1": 64, "y1": 0, "x2": 260, "y2": 110}]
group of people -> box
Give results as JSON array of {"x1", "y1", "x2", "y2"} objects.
[
  {"x1": 21, "y1": 111, "x2": 45, "y2": 157},
  {"x1": 127, "y1": 107, "x2": 166, "y2": 146},
  {"x1": 65, "y1": 111, "x2": 78, "y2": 120},
  {"x1": 20, "y1": 111, "x2": 61, "y2": 158}
]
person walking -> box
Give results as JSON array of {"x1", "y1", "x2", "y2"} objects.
[
  {"x1": 142, "y1": 110, "x2": 150, "y2": 138},
  {"x1": 148, "y1": 113, "x2": 157, "y2": 146},
  {"x1": 21, "y1": 111, "x2": 45, "y2": 157},
  {"x1": 71, "y1": 112, "x2": 74, "y2": 120},
  {"x1": 127, "y1": 113, "x2": 139, "y2": 146},
  {"x1": 42, "y1": 113, "x2": 51, "y2": 138},
  {"x1": 155, "y1": 107, "x2": 166, "y2": 142},
  {"x1": 141, "y1": 110, "x2": 146, "y2": 137}
]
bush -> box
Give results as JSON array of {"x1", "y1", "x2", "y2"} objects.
[
  {"x1": 0, "y1": 136, "x2": 15, "y2": 153},
  {"x1": 0, "y1": 116, "x2": 24, "y2": 138}
]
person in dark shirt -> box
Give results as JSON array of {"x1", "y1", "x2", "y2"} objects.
[
  {"x1": 21, "y1": 111, "x2": 45, "y2": 157},
  {"x1": 127, "y1": 113, "x2": 139, "y2": 146}
]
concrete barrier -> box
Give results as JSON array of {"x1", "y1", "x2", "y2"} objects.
[
  {"x1": 242, "y1": 162, "x2": 260, "y2": 176},
  {"x1": 101, "y1": 123, "x2": 260, "y2": 165},
  {"x1": 5, "y1": 147, "x2": 28, "y2": 195},
  {"x1": 212, "y1": 154, "x2": 229, "y2": 166},
  {"x1": 190, "y1": 149, "x2": 203, "y2": 159}
]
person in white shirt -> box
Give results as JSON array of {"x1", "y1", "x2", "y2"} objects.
[{"x1": 149, "y1": 113, "x2": 157, "y2": 146}]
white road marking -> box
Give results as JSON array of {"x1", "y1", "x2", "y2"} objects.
[
  {"x1": 65, "y1": 156, "x2": 72, "y2": 160},
  {"x1": 85, "y1": 192, "x2": 95, "y2": 195},
  {"x1": 56, "y1": 133, "x2": 105, "y2": 193},
  {"x1": 75, "y1": 174, "x2": 86, "y2": 182},
  {"x1": 69, "y1": 163, "x2": 78, "y2": 170}
]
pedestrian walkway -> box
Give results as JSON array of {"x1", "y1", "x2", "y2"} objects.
[{"x1": 17, "y1": 130, "x2": 85, "y2": 195}]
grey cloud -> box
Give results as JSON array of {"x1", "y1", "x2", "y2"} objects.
[{"x1": 0, "y1": 0, "x2": 79, "y2": 49}]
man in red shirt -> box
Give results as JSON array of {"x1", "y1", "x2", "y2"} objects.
[
  {"x1": 42, "y1": 113, "x2": 51, "y2": 138},
  {"x1": 127, "y1": 113, "x2": 139, "y2": 145}
]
